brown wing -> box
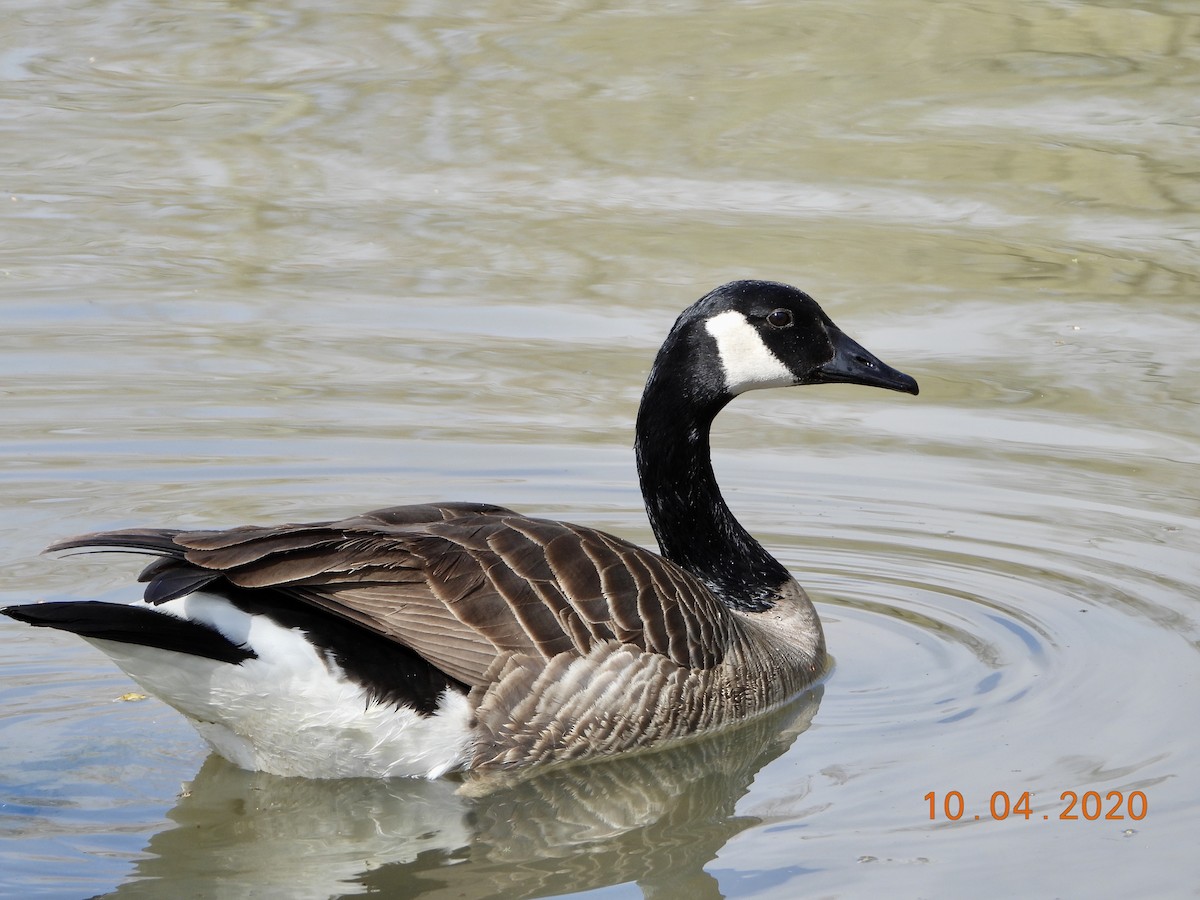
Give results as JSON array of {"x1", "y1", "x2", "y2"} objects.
[{"x1": 49, "y1": 502, "x2": 737, "y2": 687}]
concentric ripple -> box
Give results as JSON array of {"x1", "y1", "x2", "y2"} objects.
[{"x1": 723, "y1": 444, "x2": 1200, "y2": 870}]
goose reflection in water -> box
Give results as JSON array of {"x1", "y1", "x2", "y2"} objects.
[{"x1": 100, "y1": 686, "x2": 822, "y2": 900}]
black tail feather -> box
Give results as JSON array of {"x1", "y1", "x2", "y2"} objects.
[
  {"x1": 2, "y1": 602, "x2": 255, "y2": 665},
  {"x1": 45, "y1": 528, "x2": 186, "y2": 556}
]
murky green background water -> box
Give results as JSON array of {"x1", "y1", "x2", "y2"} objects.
[{"x1": 2, "y1": 0, "x2": 1198, "y2": 897}]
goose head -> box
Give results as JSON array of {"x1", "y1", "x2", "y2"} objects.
[{"x1": 668, "y1": 279, "x2": 919, "y2": 406}]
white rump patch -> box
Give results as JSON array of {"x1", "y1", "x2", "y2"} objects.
[
  {"x1": 704, "y1": 310, "x2": 795, "y2": 394},
  {"x1": 84, "y1": 591, "x2": 474, "y2": 779}
]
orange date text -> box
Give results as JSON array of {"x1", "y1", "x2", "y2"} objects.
[{"x1": 924, "y1": 790, "x2": 1147, "y2": 822}]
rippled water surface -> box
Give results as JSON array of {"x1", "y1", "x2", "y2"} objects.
[{"x1": 2, "y1": 0, "x2": 1198, "y2": 897}]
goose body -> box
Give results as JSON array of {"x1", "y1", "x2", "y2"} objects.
[{"x1": 4, "y1": 281, "x2": 917, "y2": 778}]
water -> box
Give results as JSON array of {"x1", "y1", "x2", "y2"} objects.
[{"x1": 2, "y1": 0, "x2": 1198, "y2": 896}]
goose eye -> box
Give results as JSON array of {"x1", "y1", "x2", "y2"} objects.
[{"x1": 766, "y1": 309, "x2": 793, "y2": 328}]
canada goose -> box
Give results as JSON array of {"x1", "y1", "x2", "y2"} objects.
[{"x1": 4, "y1": 281, "x2": 918, "y2": 779}]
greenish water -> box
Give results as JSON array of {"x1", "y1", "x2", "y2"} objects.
[{"x1": 2, "y1": 1, "x2": 1198, "y2": 897}]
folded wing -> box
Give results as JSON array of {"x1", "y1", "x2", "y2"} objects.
[{"x1": 50, "y1": 502, "x2": 738, "y2": 688}]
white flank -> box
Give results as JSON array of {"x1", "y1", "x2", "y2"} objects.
[
  {"x1": 86, "y1": 592, "x2": 474, "y2": 779},
  {"x1": 704, "y1": 310, "x2": 794, "y2": 394}
]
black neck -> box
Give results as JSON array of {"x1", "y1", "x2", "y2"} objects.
[{"x1": 634, "y1": 339, "x2": 790, "y2": 612}]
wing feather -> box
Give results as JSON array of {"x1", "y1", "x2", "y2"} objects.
[{"x1": 49, "y1": 504, "x2": 740, "y2": 688}]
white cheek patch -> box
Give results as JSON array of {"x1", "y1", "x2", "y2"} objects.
[{"x1": 704, "y1": 310, "x2": 795, "y2": 395}]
